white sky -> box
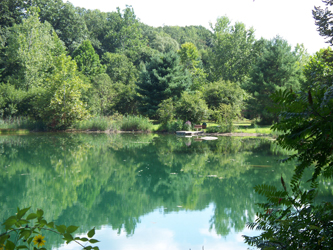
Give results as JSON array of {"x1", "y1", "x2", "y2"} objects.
[{"x1": 64, "y1": 0, "x2": 330, "y2": 54}]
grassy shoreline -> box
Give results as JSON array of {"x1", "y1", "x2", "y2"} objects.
[{"x1": 0, "y1": 117, "x2": 275, "y2": 136}]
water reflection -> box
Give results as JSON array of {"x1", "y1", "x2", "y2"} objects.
[{"x1": 0, "y1": 133, "x2": 331, "y2": 249}]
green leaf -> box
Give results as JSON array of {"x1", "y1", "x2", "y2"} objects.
[
  {"x1": 63, "y1": 233, "x2": 74, "y2": 243},
  {"x1": 56, "y1": 225, "x2": 67, "y2": 234},
  {"x1": 89, "y1": 239, "x2": 99, "y2": 243},
  {"x1": 92, "y1": 247, "x2": 99, "y2": 250},
  {"x1": 26, "y1": 213, "x2": 38, "y2": 220},
  {"x1": 27, "y1": 237, "x2": 33, "y2": 245},
  {"x1": 87, "y1": 228, "x2": 95, "y2": 238},
  {"x1": 47, "y1": 222, "x2": 54, "y2": 228},
  {"x1": 78, "y1": 237, "x2": 89, "y2": 242},
  {"x1": 0, "y1": 235, "x2": 10, "y2": 245},
  {"x1": 38, "y1": 219, "x2": 47, "y2": 227},
  {"x1": 36, "y1": 209, "x2": 44, "y2": 218},
  {"x1": 20, "y1": 230, "x2": 31, "y2": 239},
  {"x1": 66, "y1": 225, "x2": 79, "y2": 234},
  {"x1": 3, "y1": 217, "x2": 17, "y2": 230},
  {"x1": 17, "y1": 207, "x2": 31, "y2": 219},
  {"x1": 5, "y1": 240, "x2": 15, "y2": 250},
  {"x1": 18, "y1": 220, "x2": 29, "y2": 225}
]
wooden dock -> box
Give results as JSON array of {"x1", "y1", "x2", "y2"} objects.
[{"x1": 176, "y1": 131, "x2": 204, "y2": 136}]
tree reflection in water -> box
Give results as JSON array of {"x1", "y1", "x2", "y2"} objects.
[{"x1": 0, "y1": 133, "x2": 329, "y2": 248}]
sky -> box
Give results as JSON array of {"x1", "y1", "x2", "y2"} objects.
[{"x1": 64, "y1": 0, "x2": 331, "y2": 54}]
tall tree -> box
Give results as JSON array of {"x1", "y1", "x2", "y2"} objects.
[
  {"x1": 3, "y1": 7, "x2": 66, "y2": 90},
  {"x1": 136, "y1": 52, "x2": 191, "y2": 117},
  {"x1": 32, "y1": 54, "x2": 89, "y2": 129},
  {"x1": 177, "y1": 42, "x2": 207, "y2": 90},
  {"x1": 244, "y1": 37, "x2": 302, "y2": 124},
  {"x1": 101, "y1": 52, "x2": 138, "y2": 85},
  {"x1": 210, "y1": 16, "x2": 256, "y2": 83},
  {"x1": 33, "y1": 0, "x2": 88, "y2": 53},
  {"x1": 72, "y1": 40, "x2": 105, "y2": 77},
  {"x1": 0, "y1": 0, "x2": 32, "y2": 28}
]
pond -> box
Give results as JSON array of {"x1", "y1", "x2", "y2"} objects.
[{"x1": 0, "y1": 133, "x2": 331, "y2": 250}]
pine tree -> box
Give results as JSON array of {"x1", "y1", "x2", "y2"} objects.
[{"x1": 136, "y1": 52, "x2": 191, "y2": 118}]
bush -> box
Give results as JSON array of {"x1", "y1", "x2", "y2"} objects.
[
  {"x1": 157, "y1": 120, "x2": 183, "y2": 132},
  {"x1": 119, "y1": 115, "x2": 153, "y2": 132},
  {"x1": 157, "y1": 98, "x2": 175, "y2": 124},
  {"x1": 174, "y1": 91, "x2": 209, "y2": 124}
]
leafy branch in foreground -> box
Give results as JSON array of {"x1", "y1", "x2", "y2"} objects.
[
  {"x1": 0, "y1": 207, "x2": 99, "y2": 250},
  {"x1": 244, "y1": 47, "x2": 333, "y2": 249},
  {"x1": 244, "y1": 177, "x2": 333, "y2": 249}
]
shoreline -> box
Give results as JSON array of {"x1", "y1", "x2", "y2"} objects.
[{"x1": 0, "y1": 128, "x2": 273, "y2": 137}]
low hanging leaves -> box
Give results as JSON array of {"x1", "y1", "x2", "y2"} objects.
[{"x1": 0, "y1": 208, "x2": 100, "y2": 250}]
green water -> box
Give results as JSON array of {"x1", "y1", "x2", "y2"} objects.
[{"x1": 0, "y1": 133, "x2": 332, "y2": 250}]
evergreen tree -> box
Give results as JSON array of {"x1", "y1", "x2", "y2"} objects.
[
  {"x1": 72, "y1": 40, "x2": 105, "y2": 77},
  {"x1": 136, "y1": 52, "x2": 191, "y2": 118},
  {"x1": 244, "y1": 37, "x2": 302, "y2": 124}
]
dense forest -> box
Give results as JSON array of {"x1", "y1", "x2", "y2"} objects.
[{"x1": 0, "y1": 0, "x2": 317, "y2": 130}]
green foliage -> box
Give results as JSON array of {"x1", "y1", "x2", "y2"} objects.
[
  {"x1": 0, "y1": 0, "x2": 31, "y2": 28},
  {"x1": 32, "y1": 54, "x2": 89, "y2": 130},
  {"x1": 244, "y1": 177, "x2": 333, "y2": 249},
  {"x1": 245, "y1": 36, "x2": 303, "y2": 125},
  {"x1": 99, "y1": 6, "x2": 146, "y2": 60},
  {"x1": 35, "y1": 0, "x2": 89, "y2": 53},
  {"x1": 210, "y1": 16, "x2": 256, "y2": 83},
  {"x1": 85, "y1": 73, "x2": 115, "y2": 115},
  {"x1": 156, "y1": 98, "x2": 175, "y2": 124},
  {"x1": 150, "y1": 34, "x2": 179, "y2": 53},
  {"x1": 174, "y1": 91, "x2": 209, "y2": 124},
  {"x1": 0, "y1": 83, "x2": 26, "y2": 117},
  {"x1": 178, "y1": 42, "x2": 200, "y2": 69},
  {"x1": 244, "y1": 34, "x2": 333, "y2": 249},
  {"x1": 73, "y1": 116, "x2": 112, "y2": 131},
  {"x1": 270, "y1": 89, "x2": 333, "y2": 181},
  {"x1": 136, "y1": 52, "x2": 191, "y2": 118},
  {"x1": 303, "y1": 47, "x2": 333, "y2": 90},
  {"x1": 73, "y1": 40, "x2": 105, "y2": 77},
  {"x1": 313, "y1": 0, "x2": 333, "y2": 45},
  {"x1": 102, "y1": 52, "x2": 138, "y2": 85},
  {"x1": 0, "y1": 207, "x2": 99, "y2": 250},
  {"x1": 3, "y1": 8, "x2": 66, "y2": 90},
  {"x1": 156, "y1": 25, "x2": 213, "y2": 51},
  {"x1": 210, "y1": 104, "x2": 237, "y2": 132},
  {"x1": 178, "y1": 42, "x2": 207, "y2": 90},
  {"x1": 0, "y1": 116, "x2": 46, "y2": 131},
  {"x1": 203, "y1": 79, "x2": 248, "y2": 113},
  {"x1": 118, "y1": 115, "x2": 153, "y2": 132},
  {"x1": 157, "y1": 120, "x2": 183, "y2": 132}
]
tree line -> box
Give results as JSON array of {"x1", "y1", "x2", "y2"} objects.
[{"x1": 0, "y1": 0, "x2": 318, "y2": 129}]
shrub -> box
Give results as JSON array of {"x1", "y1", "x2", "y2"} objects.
[
  {"x1": 174, "y1": 91, "x2": 209, "y2": 124},
  {"x1": 157, "y1": 98, "x2": 175, "y2": 124},
  {"x1": 157, "y1": 120, "x2": 183, "y2": 132}
]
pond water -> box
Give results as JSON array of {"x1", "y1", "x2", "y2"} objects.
[{"x1": 0, "y1": 133, "x2": 332, "y2": 250}]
